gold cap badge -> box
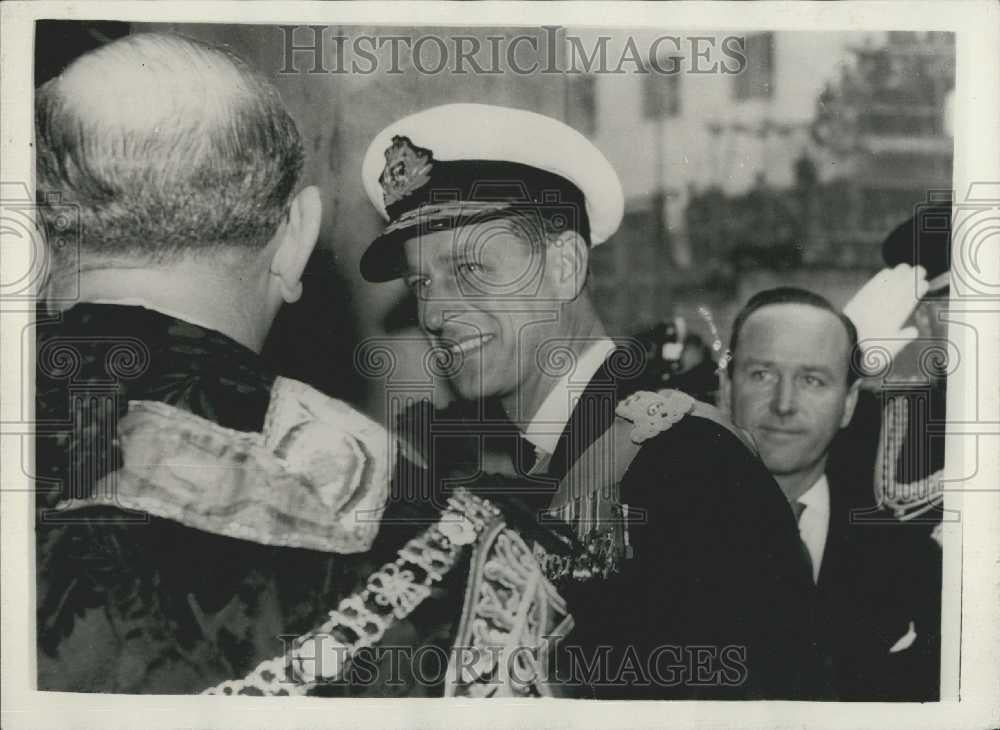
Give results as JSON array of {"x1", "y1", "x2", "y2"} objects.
[{"x1": 379, "y1": 135, "x2": 434, "y2": 207}]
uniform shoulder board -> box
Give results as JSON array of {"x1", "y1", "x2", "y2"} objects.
[
  {"x1": 615, "y1": 389, "x2": 759, "y2": 456},
  {"x1": 615, "y1": 389, "x2": 696, "y2": 444}
]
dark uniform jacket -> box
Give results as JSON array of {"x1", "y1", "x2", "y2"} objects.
[
  {"x1": 552, "y1": 348, "x2": 820, "y2": 699},
  {"x1": 408, "y1": 346, "x2": 821, "y2": 700}
]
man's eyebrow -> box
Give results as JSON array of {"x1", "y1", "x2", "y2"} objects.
[
  {"x1": 440, "y1": 250, "x2": 484, "y2": 268},
  {"x1": 402, "y1": 250, "x2": 452, "y2": 275},
  {"x1": 409, "y1": 243, "x2": 480, "y2": 272},
  {"x1": 799, "y1": 365, "x2": 838, "y2": 378},
  {"x1": 739, "y1": 358, "x2": 838, "y2": 377},
  {"x1": 433, "y1": 250, "x2": 455, "y2": 266}
]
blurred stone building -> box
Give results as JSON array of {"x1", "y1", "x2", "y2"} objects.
[
  {"x1": 563, "y1": 30, "x2": 954, "y2": 347},
  {"x1": 34, "y1": 23, "x2": 954, "y2": 419}
]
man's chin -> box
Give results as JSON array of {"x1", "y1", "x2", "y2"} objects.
[
  {"x1": 758, "y1": 451, "x2": 810, "y2": 477},
  {"x1": 449, "y1": 372, "x2": 499, "y2": 402}
]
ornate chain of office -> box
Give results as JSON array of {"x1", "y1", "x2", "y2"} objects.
[{"x1": 204, "y1": 488, "x2": 531, "y2": 697}]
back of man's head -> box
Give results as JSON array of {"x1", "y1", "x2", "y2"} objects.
[{"x1": 35, "y1": 32, "x2": 304, "y2": 265}]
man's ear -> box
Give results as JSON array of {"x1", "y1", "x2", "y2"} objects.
[
  {"x1": 547, "y1": 230, "x2": 588, "y2": 300},
  {"x1": 719, "y1": 366, "x2": 733, "y2": 415},
  {"x1": 270, "y1": 186, "x2": 322, "y2": 304},
  {"x1": 840, "y1": 378, "x2": 861, "y2": 429}
]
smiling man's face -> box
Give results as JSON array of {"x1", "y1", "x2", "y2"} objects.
[
  {"x1": 726, "y1": 303, "x2": 858, "y2": 490},
  {"x1": 402, "y1": 217, "x2": 566, "y2": 407}
]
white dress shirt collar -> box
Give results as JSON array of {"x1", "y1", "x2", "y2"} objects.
[
  {"x1": 797, "y1": 474, "x2": 831, "y2": 584},
  {"x1": 522, "y1": 338, "x2": 616, "y2": 455}
]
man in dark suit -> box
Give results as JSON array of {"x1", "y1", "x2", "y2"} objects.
[
  {"x1": 359, "y1": 103, "x2": 817, "y2": 699},
  {"x1": 722, "y1": 286, "x2": 940, "y2": 701}
]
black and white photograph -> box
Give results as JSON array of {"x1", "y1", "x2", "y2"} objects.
[{"x1": 1, "y1": 3, "x2": 998, "y2": 729}]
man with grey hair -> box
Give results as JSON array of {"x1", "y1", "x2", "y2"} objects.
[{"x1": 34, "y1": 33, "x2": 393, "y2": 693}]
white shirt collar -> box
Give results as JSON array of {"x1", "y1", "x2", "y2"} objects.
[
  {"x1": 797, "y1": 474, "x2": 831, "y2": 583},
  {"x1": 798, "y1": 473, "x2": 830, "y2": 512},
  {"x1": 523, "y1": 338, "x2": 616, "y2": 454}
]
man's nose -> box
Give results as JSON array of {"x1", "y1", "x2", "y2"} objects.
[
  {"x1": 419, "y1": 295, "x2": 445, "y2": 334},
  {"x1": 417, "y1": 294, "x2": 444, "y2": 332},
  {"x1": 770, "y1": 377, "x2": 799, "y2": 416},
  {"x1": 417, "y1": 279, "x2": 466, "y2": 334}
]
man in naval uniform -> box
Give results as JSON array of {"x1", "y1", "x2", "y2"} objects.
[
  {"x1": 829, "y1": 205, "x2": 952, "y2": 700},
  {"x1": 844, "y1": 205, "x2": 951, "y2": 536},
  {"x1": 359, "y1": 103, "x2": 819, "y2": 699}
]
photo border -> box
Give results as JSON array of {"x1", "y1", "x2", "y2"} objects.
[{"x1": 2, "y1": 2, "x2": 998, "y2": 728}]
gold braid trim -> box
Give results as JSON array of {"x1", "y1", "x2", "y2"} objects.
[{"x1": 875, "y1": 396, "x2": 945, "y2": 521}]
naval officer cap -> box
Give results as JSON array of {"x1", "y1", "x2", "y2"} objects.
[{"x1": 359, "y1": 102, "x2": 625, "y2": 282}]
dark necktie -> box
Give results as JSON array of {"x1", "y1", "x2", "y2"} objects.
[
  {"x1": 791, "y1": 500, "x2": 815, "y2": 582},
  {"x1": 516, "y1": 435, "x2": 538, "y2": 475}
]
